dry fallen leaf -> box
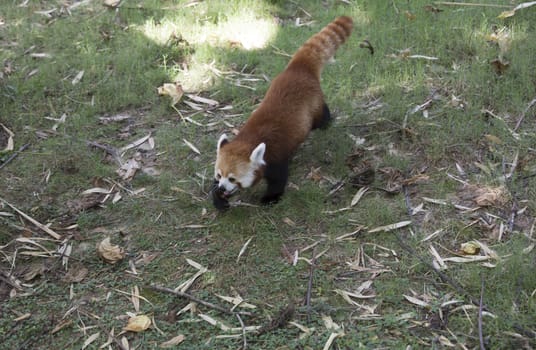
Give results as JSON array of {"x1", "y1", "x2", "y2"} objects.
[
  {"x1": 82, "y1": 332, "x2": 100, "y2": 350},
  {"x1": 160, "y1": 334, "x2": 186, "y2": 348},
  {"x1": 97, "y1": 237, "x2": 125, "y2": 264},
  {"x1": 368, "y1": 220, "x2": 412, "y2": 233},
  {"x1": 474, "y1": 186, "x2": 509, "y2": 207},
  {"x1": 350, "y1": 187, "x2": 368, "y2": 207},
  {"x1": 424, "y1": 5, "x2": 443, "y2": 13},
  {"x1": 490, "y1": 58, "x2": 510, "y2": 75},
  {"x1": 404, "y1": 294, "x2": 430, "y2": 308},
  {"x1": 103, "y1": 0, "x2": 122, "y2": 8},
  {"x1": 71, "y1": 70, "x2": 84, "y2": 85},
  {"x1": 123, "y1": 314, "x2": 151, "y2": 332},
  {"x1": 1, "y1": 123, "x2": 14, "y2": 152},
  {"x1": 460, "y1": 241, "x2": 480, "y2": 255},
  {"x1": 404, "y1": 10, "x2": 416, "y2": 21},
  {"x1": 63, "y1": 266, "x2": 89, "y2": 283},
  {"x1": 157, "y1": 83, "x2": 184, "y2": 106},
  {"x1": 116, "y1": 158, "x2": 141, "y2": 181},
  {"x1": 498, "y1": 2, "x2": 536, "y2": 19}
]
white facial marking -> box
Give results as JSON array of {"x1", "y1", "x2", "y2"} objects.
[{"x1": 217, "y1": 173, "x2": 235, "y2": 191}]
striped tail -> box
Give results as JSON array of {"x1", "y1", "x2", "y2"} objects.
[{"x1": 287, "y1": 16, "x2": 353, "y2": 79}]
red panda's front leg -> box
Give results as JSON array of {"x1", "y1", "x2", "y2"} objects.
[{"x1": 261, "y1": 161, "x2": 289, "y2": 204}]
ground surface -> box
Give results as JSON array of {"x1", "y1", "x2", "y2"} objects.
[{"x1": 1, "y1": 1, "x2": 535, "y2": 349}]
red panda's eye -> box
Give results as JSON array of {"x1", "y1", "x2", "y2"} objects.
[
  {"x1": 229, "y1": 177, "x2": 236, "y2": 183},
  {"x1": 216, "y1": 174, "x2": 221, "y2": 180}
]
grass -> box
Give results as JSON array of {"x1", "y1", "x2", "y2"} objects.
[{"x1": 1, "y1": 0, "x2": 535, "y2": 349}]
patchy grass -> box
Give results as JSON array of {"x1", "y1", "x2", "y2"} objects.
[{"x1": 1, "y1": 0, "x2": 535, "y2": 349}]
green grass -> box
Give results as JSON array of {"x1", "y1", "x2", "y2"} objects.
[{"x1": 1, "y1": 0, "x2": 535, "y2": 349}]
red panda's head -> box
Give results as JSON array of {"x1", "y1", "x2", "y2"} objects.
[{"x1": 214, "y1": 134, "x2": 265, "y2": 198}]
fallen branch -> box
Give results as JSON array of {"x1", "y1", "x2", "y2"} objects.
[
  {"x1": 236, "y1": 314, "x2": 247, "y2": 350},
  {"x1": 0, "y1": 143, "x2": 30, "y2": 171},
  {"x1": 149, "y1": 284, "x2": 251, "y2": 316},
  {"x1": 514, "y1": 97, "x2": 536, "y2": 131},
  {"x1": 86, "y1": 140, "x2": 122, "y2": 165},
  {"x1": 478, "y1": 277, "x2": 486, "y2": 350},
  {"x1": 305, "y1": 249, "x2": 316, "y2": 323},
  {"x1": 0, "y1": 197, "x2": 61, "y2": 240},
  {"x1": 434, "y1": 1, "x2": 510, "y2": 8}
]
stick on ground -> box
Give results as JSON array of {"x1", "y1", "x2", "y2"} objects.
[
  {"x1": 305, "y1": 250, "x2": 316, "y2": 323},
  {"x1": 236, "y1": 314, "x2": 247, "y2": 350},
  {"x1": 0, "y1": 143, "x2": 30, "y2": 171},
  {"x1": 0, "y1": 196, "x2": 61, "y2": 239},
  {"x1": 149, "y1": 283, "x2": 251, "y2": 316},
  {"x1": 479, "y1": 277, "x2": 486, "y2": 350}
]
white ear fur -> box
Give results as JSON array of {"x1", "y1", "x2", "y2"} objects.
[
  {"x1": 250, "y1": 143, "x2": 266, "y2": 166},
  {"x1": 217, "y1": 134, "x2": 229, "y2": 153}
]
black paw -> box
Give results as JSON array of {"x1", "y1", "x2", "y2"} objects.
[
  {"x1": 210, "y1": 181, "x2": 230, "y2": 211},
  {"x1": 260, "y1": 193, "x2": 283, "y2": 205}
]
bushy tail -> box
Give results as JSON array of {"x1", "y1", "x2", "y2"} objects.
[{"x1": 287, "y1": 16, "x2": 353, "y2": 79}]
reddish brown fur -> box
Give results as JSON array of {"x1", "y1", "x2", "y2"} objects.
[{"x1": 215, "y1": 16, "x2": 353, "y2": 203}]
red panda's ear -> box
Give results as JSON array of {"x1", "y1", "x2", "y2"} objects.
[
  {"x1": 250, "y1": 143, "x2": 266, "y2": 166},
  {"x1": 217, "y1": 134, "x2": 229, "y2": 153}
]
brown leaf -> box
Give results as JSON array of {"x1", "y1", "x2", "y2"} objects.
[
  {"x1": 460, "y1": 241, "x2": 481, "y2": 255},
  {"x1": 67, "y1": 194, "x2": 102, "y2": 214},
  {"x1": 63, "y1": 266, "x2": 89, "y2": 283},
  {"x1": 490, "y1": 58, "x2": 509, "y2": 75},
  {"x1": 116, "y1": 158, "x2": 141, "y2": 181},
  {"x1": 20, "y1": 262, "x2": 46, "y2": 281},
  {"x1": 160, "y1": 334, "x2": 185, "y2": 348},
  {"x1": 305, "y1": 166, "x2": 324, "y2": 182},
  {"x1": 157, "y1": 83, "x2": 184, "y2": 106},
  {"x1": 123, "y1": 315, "x2": 151, "y2": 332},
  {"x1": 379, "y1": 167, "x2": 404, "y2": 193},
  {"x1": 458, "y1": 184, "x2": 510, "y2": 208},
  {"x1": 96, "y1": 237, "x2": 125, "y2": 264},
  {"x1": 424, "y1": 5, "x2": 443, "y2": 13},
  {"x1": 474, "y1": 186, "x2": 508, "y2": 207},
  {"x1": 404, "y1": 11, "x2": 416, "y2": 21}
]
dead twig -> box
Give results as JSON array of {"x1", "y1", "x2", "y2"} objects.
[
  {"x1": 149, "y1": 283, "x2": 251, "y2": 316},
  {"x1": 478, "y1": 277, "x2": 486, "y2": 350},
  {"x1": 402, "y1": 185, "x2": 413, "y2": 217},
  {"x1": 305, "y1": 249, "x2": 316, "y2": 323},
  {"x1": 85, "y1": 140, "x2": 122, "y2": 165},
  {"x1": 0, "y1": 143, "x2": 30, "y2": 171},
  {"x1": 236, "y1": 314, "x2": 247, "y2": 350},
  {"x1": 434, "y1": 1, "x2": 510, "y2": 8},
  {"x1": 0, "y1": 197, "x2": 61, "y2": 239},
  {"x1": 514, "y1": 97, "x2": 536, "y2": 131},
  {"x1": 79, "y1": 308, "x2": 128, "y2": 350},
  {"x1": 256, "y1": 302, "x2": 295, "y2": 336},
  {"x1": 0, "y1": 269, "x2": 24, "y2": 291}
]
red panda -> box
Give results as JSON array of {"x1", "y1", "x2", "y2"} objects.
[{"x1": 212, "y1": 16, "x2": 354, "y2": 210}]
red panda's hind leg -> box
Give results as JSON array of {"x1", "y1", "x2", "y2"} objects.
[
  {"x1": 312, "y1": 103, "x2": 331, "y2": 129},
  {"x1": 261, "y1": 161, "x2": 289, "y2": 204}
]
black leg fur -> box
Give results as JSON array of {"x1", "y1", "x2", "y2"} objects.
[
  {"x1": 312, "y1": 103, "x2": 331, "y2": 129},
  {"x1": 261, "y1": 161, "x2": 289, "y2": 204}
]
